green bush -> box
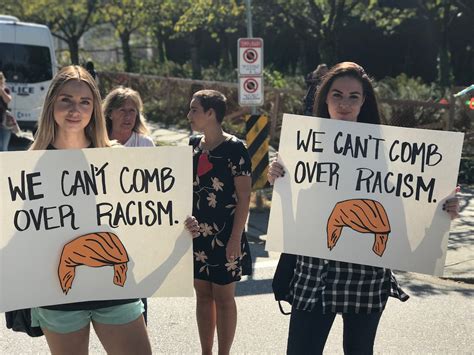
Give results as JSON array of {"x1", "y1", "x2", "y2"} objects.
[
  {"x1": 376, "y1": 74, "x2": 445, "y2": 127},
  {"x1": 458, "y1": 157, "x2": 474, "y2": 185}
]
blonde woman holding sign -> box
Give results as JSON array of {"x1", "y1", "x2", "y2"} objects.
[
  {"x1": 268, "y1": 62, "x2": 460, "y2": 355},
  {"x1": 29, "y1": 66, "x2": 151, "y2": 355}
]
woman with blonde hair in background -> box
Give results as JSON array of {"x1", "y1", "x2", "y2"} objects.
[
  {"x1": 103, "y1": 86, "x2": 154, "y2": 147},
  {"x1": 103, "y1": 86, "x2": 155, "y2": 324},
  {"x1": 29, "y1": 65, "x2": 151, "y2": 355}
]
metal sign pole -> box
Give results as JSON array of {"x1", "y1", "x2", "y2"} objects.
[
  {"x1": 245, "y1": 0, "x2": 265, "y2": 209},
  {"x1": 245, "y1": 0, "x2": 257, "y2": 116},
  {"x1": 245, "y1": 0, "x2": 253, "y2": 38}
]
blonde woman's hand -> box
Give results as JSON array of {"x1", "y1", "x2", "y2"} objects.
[
  {"x1": 444, "y1": 186, "x2": 461, "y2": 220},
  {"x1": 184, "y1": 216, "x2": 200, "y2": 238},
  {"x1": 267, "y1": 154, "x2": 285, "y2": 185}
]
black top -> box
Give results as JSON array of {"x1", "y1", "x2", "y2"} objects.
[{"x1": 42, "y1": 143, "x2": 137, "y2": 311}]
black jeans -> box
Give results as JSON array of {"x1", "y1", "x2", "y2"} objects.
[{"x1": 287, "y1": 305, "x2": 382, "y2": 355}]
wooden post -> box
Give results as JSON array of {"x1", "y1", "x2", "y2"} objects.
[
  {"x1": 448, "y1": 93, "x2": 455, "y2": 131},
  {"x1": 256, "y1": 189, "x2": 263, "y2": 209},
  {"x1": 270, "y1": 90, "x2": 280, "y2": 143}
]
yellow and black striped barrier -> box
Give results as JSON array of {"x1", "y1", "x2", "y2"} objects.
[{"x1": 245, "y1": 114, "x2": 269, "y2": 189}]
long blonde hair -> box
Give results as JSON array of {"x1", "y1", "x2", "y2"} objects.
[
  {"x1": 30, "y1": 65, "x2": 112, "y2": 150},
  {"x1": 103, "y1": 86, "x2": 150, "y2": 136}
]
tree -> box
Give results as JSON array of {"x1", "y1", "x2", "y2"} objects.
[
  {"x1": 261, "y1": 0, "x2": 413, "y2": 67},
  {"x1": 416, "y1": 0, "x2": 470, "y2": 87},
  {"x1": 174, "y1": 0, "x2": 245, "y2": 78},
  {"x1": 147, "y1": 0, "x2": 187, "y2": 64},
  {"x1": 2, "y1": 1, "x2": 27, "y2": 18},
  {"x1": 100, "y1": 0, "x2": 149, "y2": 72},
  {"x1": 15, "y1": 0, "x2": 101, "y2": 65}
]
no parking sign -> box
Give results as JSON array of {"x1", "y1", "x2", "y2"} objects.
[
  {"x1": 238, "y1": 38, "x2": 263, "y2": 75},
  {"x1": 238, "y1": 38, "x2": 264, "y2": 107},
  {"x1": 239, "y1": 76, "x2": 263, "y2": 106}
]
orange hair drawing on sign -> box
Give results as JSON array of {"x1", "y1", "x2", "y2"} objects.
[
  {"x1": 58, "y1": 232, "x2": 129, "y2": 294},
  {"x1": 327, "y1": 199, "x2": 391, "y2": 257}
]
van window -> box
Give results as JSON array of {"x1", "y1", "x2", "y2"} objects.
[{"x1": 0, "y1": 43, "x2": 53, "y2": 83}]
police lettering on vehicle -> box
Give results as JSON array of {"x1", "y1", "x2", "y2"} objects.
[{"x1": 10, "y1": 86, "x2": 34, "y2": 95}]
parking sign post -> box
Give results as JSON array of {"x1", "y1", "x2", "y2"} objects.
[
  {"x1": 238, "y1": 76, "x2": 263, "y2": 106},
  {"x1": 238, "y1": 38, "x2": 263, "y2": 76},
  {"x1": 238, "y1": 37, "x2": 264, "y2": 107},
  {"x1": 241, "y1": 0, "x2": 268, "y2": 206}
]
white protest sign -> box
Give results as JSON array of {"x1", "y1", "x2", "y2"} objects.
[
  {"x1": 266, "y1": 114, "x2": 464, "y2": 276},
  {"x1": 0, "y1": 146, "x2": 193, "y2": 312}
]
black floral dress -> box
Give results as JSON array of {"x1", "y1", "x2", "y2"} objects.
[{"x1": 190, "y1": 135, "x2": 253, "y2": 285}]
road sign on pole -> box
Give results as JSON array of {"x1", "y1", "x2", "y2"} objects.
[
  {"x1": 238, "y1": 38, "x2": 263, "y2": 76},
  {"x1": 239, "y1": 76, "x2": 263, "y2": 106}
]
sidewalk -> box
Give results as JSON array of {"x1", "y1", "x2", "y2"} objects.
[
  {"x1": 442, "y1": 186, "x2": 474, "y2": 282},
  {"x1": 148, "y1": 122, "x2": 190, "y2": 146},
  {"x1": 247, "y1": 187, "x2": 474, "y2": 283}
]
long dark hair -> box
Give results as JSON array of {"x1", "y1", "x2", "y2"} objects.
[{"x1": 313, "y1": 62, "x2": 381, "y2": 124}]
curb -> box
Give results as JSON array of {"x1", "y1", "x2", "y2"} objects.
[{"x1": 440, "y1": 276, "x2": 474, "y2": 285}]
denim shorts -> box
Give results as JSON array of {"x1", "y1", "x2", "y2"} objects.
[{"x1": 31, "y1": 300, "x2": 144, "y2": 334}]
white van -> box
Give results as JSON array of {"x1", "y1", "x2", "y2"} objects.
[{"x1": 0, "y1": 16, "x2": 57, "y2": 131}]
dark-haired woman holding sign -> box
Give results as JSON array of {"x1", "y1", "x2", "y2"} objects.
[{"x1": 268, "y1": 62, "x2": 460, "y2": 354}]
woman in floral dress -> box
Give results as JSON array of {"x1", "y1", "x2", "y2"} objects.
[{"x1": 186, "y1": 89, "x2": 252, "y2": 355}]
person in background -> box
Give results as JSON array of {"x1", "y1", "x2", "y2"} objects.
[
  {"x1": 84, "y1": 61, "x2": 98, "y2": 82},
  {"x1": 103, "y1": 86, "x2": 154, "y2": 323},
  {"x1": 185, "y1": 89, "x2": 252, "y2": 355},
  {"x1": 0, "y1": 71, "x2": 13, "y2": 151},
  {"x1": 303, "y1": 63, "x2": 328, "y2": 116},
  {"x1": 29, "y1": 65, "x2": 152, "y2": 355},
  {"x1": 268, "y1": 62, "x2": 460, "y2": 355},
  {"x1": 103, "y1": 86, "x2": 155, "y2": 147}
]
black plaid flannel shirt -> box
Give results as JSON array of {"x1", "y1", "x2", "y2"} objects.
[{"x1": 291, "y1": 256, "x2": 409, "y2": 314}]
